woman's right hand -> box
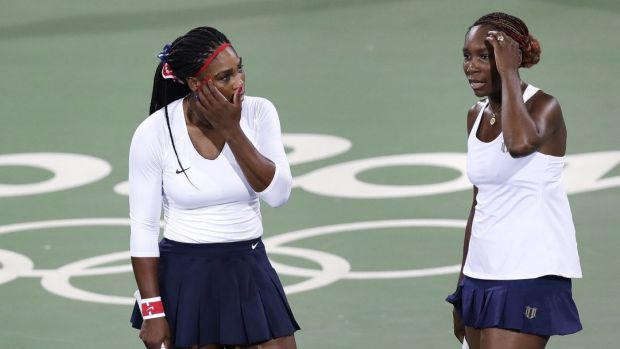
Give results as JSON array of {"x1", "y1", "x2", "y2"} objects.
[
  {"x1": 485, "y1": 30, "x2": 522, "y2": 76},
  {"x1": 139, "y1": 317, "x2": 171, "y2": 349},
  {"x1": 452, "y1": 307, "x2": 465, "y2": 343},
  {"x1": 194, "y1": 80, "x2": 243, "y2": 138}
]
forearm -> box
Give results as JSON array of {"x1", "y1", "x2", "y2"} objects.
[
  {"x1": 501, "y1": 72, "x2": 540, "y2": 155},
  {"x1": 223, "y1": 127, "x2": 276, "y2": 192},
  {"x1": 131, "y1": 257, "x2": 161, "y2": 299}
]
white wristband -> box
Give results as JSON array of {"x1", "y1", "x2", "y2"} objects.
[{"x1": 140, "y1": 296, "x2": 165, "y2": 319}]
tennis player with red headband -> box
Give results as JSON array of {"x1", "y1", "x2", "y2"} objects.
[{"x1": 128, "y1": 27, "x2": 299, "y2": 349}]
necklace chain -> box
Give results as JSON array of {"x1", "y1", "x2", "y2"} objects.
[{"x1": 488, "y1": 102, "x2": 501, "y2": 126}]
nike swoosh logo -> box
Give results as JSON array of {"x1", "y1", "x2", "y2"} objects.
[
  {"x1": 251, "y1": 242, "x2": 259, "y2": 250},
  {"x1": 145, "y1": 306, "x2": 155, "y2": 312},
  {"x1": 175, "y1": 167, "x2": 190, "y2": 174}
]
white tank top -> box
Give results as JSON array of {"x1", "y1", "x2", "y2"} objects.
[{"x1": 463, "y1": 85, "x2": 582, "y2": 280}]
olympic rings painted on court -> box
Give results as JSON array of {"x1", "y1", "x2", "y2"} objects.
[
  {"x1": 0, "y1": 249, "x2": 35, "y2": 284},
  {"x1": 281, "y1": 133, "x2": 352, "y2": 166},
  {"x1": 0, "y1": 219, "x2": 135, "y2": 304},
  {"x1": 0, "y1": 153, "x2": 111, "y2": 197},
  {"x1": 264, "y1": 219, "x2": 463, "y2": 279},
  {"x1": 267, "y1": 245, "x2": 351, "y2": 295},
  {"x1": 113, "y1": 181, "x2": 129, "y2": 196},
  {"x1": 293, "y1": 153, "x2": 470, "y2": 198},
  {"x1": 0, "y1": 218, "x2": 463, "y2": 305},
  {"x1": 3, "y1": 148, "x2": 620, "y2": 198}
]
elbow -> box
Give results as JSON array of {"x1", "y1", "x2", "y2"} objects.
[
  {"x1": 262, "y1": 182, "x2": 291, "y2": 207},
  {"x1": 506, "y1": 142, "x2": 537, "y2": 158},
  {"x1": 265, "y1": 188, "x2": 291, "y2": 207},
  {"x1": 260, "y1": 169, "x2": 292, "y2": 207}
]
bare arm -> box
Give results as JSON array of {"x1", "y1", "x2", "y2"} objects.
[
  {"x1": 486, "y1": 31, "x2": 565, "y2": 157},
  {"x1": 451, "y1": 105, "x2": 480, "y2": 343},
  {"x1": 131, "y1": 257, "x2": 161, "y2": 299},
  {"x1": 499, "y1": 71, "x2": 563, "y2": 157},
  {"x1": 131, "y1": 258, "x2": 171, "y2": 349}
]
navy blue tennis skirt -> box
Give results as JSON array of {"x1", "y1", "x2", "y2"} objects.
[
  {"x1": 446, "y1": 275, "x2": 582, "y2": 336},
  {"x1": 130, "y1": 238, "x2": 300, "y2": 347}
]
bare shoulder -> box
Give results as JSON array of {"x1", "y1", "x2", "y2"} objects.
[
  {"x1": 528, "y1": 89, "x2": 567, "y2": 156},
  {"x1": 528, "y1": 90, "x2": 563, "y2": 124},
  {"x1": 467, "y1": 100, "x2": 485, "y2": 135}
]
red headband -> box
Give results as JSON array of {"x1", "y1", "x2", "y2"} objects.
[{"x1": 194, "y1": 43, "x2": 232, "y2": 79}]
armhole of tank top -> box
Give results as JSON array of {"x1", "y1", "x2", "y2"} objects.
[
  {"x1": 522, "y1": 84, "x2": 540, "y2": 103},
  {"x1": 469, "y1": 100, "x2": 489, "y2": 139}
]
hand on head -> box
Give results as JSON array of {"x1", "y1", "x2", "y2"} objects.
[{"x1": 485, "y1": 30, "x2": 523, "y2": 75}]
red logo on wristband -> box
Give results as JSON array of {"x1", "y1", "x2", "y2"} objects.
[{"x1": 141, "y1": 299, "x2": 164, "y2": 316}]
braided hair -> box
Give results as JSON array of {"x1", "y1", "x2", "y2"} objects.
[
  {"x1": 149, "y1": 27, "x2": 231, "y2": 185},
  {"x1": 471, "y1": 12, "x2": 541, "y2": 68},
  {"x1": 150, "y1": 27, "x2": 230, "y2": 113}
]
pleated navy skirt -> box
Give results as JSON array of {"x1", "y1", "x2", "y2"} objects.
[
  {"x1": 446, "y1": 275, "x2": 582, "y2": 336},
  {"x1": 131, "y1": 238, "x2": 300, "y2": 347}
]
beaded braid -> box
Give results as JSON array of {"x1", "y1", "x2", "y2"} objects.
[
  {"x1": 471, "y1": 12, "x2": 541, "y2": 68},
  {"x1": 148, "y1": 27, "x2": 232, "y2": 187}
]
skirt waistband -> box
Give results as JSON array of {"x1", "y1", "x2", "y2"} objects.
[
  {"x1": 159, "y1": 237, "x2": 264, "y2": 256},
  {"x1": 464, "y1": 275, "x2": 571, "y2": 285}
]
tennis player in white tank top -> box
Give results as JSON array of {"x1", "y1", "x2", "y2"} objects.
[{"x1": 447, "y1": 13, "x2": 582, "y2": 349}]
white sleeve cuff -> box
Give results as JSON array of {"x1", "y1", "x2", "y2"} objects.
[{"x1": 258, "y1": 165, "x2": 292, "y2": 207}]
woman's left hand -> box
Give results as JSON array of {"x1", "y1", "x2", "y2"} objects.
[
  {"x1": 452, "y1": 307, "x2": 465, "y2": 343},
  {"x1": 486, "y1": 30, "x2": 522, "y2": 75},
  {"x1": 194, "y1": 80, "x2": 243, "y2": 138}
]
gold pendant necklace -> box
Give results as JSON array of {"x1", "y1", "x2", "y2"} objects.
[{"x1": 488, "y1": 103, "x2": 501, "y2": 126}]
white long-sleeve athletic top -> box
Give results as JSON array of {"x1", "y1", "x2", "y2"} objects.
[
  {"x1": 129, "y1": 96, "x2": 292, "y2": 257},
  {"x1": 463, "y1": 85, "x2": 582, "y2": 280}
]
